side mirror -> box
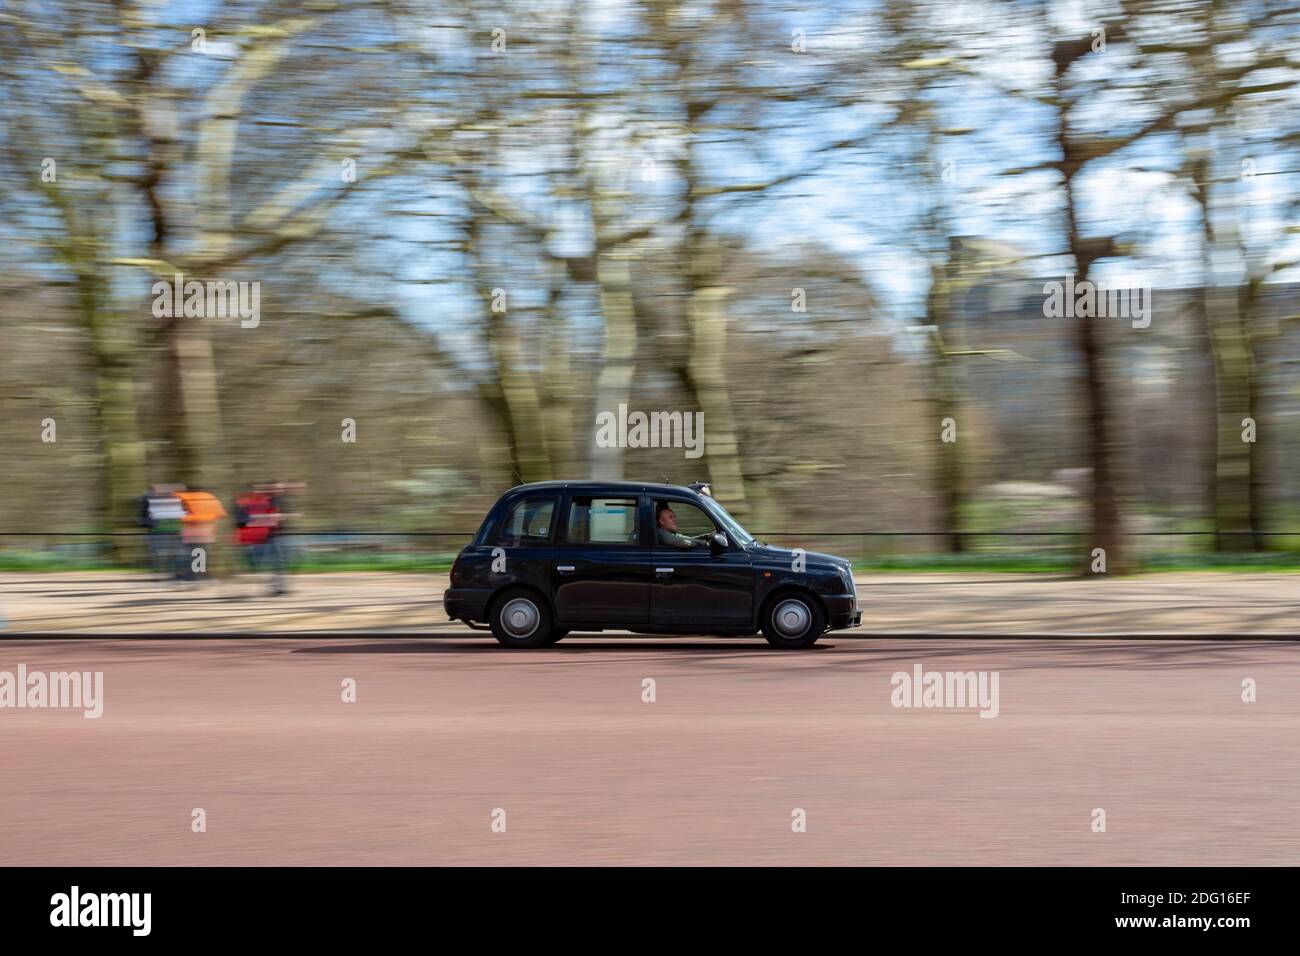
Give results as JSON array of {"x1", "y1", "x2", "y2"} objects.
[{"x1": 710, "y1": 532, "x2": 729, "y2": 550}]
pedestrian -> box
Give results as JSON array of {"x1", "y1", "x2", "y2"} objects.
[
  {"x1": 233, "y1": 485, "x2": 275, "y2": 581},
  {"x1": 139, "y1": 484, "x2": 186, "y2": 581},
  {"x1": 175, "y1": 489, "x2": 226, "y2": 583},
  {"x1": 261, "y1": 482, "x2": 303, "y2": 596}
]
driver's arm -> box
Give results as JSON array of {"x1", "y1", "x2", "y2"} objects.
[{"x1": 657, "y1": 527, "x2": 695, "y2": 549}]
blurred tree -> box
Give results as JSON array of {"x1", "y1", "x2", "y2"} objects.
[
  {"x1": 0, "y1": 3, "x2": 147, "y2": 551},
  {"x1": 638, "y1": 0, "x2": 861, "y2": 516},
  {"x1": 1173, "y1": 0, "x2": 1299, "y2": 549},
  {"x1": 874, "y1": 0, "x2": 1027, "y2": 552},
  {"x1": 2, "y1": 0, "x2": 444, "y2": 559}
]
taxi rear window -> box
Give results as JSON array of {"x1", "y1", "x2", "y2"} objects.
[
  {"x1": 566, "y1": 496, "x2": 639, "y2": 545},
  {"x1": 495, "y1": 497, "x2": 556, "y2": 546}
]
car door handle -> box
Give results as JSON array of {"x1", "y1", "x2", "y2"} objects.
[
  {"x1": 556, "y1": 565, "x2": 576, "y2": 574},
  {"x1": 655, "y1": 567, "x2": 674, "y2": 576}
]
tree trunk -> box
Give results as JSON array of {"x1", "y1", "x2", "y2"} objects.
[
  {"x1": 587, "y1": 253, "x2": 638, "y2": 481},
  {"x1": 677, "y1": 183, "x2": 749, "y2": 516},
  {"x1": 1242, "y1": 290, "x2": 1268, "y2": 551},
  {"x1": 81, "y1": 279, "x2": 147, "y2": 562},
  {"x1": 1059, "y1": 181, "x2": 1128, "y2": 574},
  {"x1": 540, "y1": 283, "x2": 576, "y2": 479},
  {"x1": 485, "y1": 313, "x2": 552, "y2": 485},
  {"x1": 1056, "y1": 94, "x2": 1127, "y2": 573},
  {"x1": 927, "y1": 332, "x2": 963, "y2": 553},
  {"x1": 684, "y1": 285, "x2": 749, "y2": 518},
  {"x1": 925, "y1": 257, "x2": 963, "y2": 554},
  {"x1": 1207, "y1": 286, "x2": 1255, "y2": 551},
  {"x1": 462, "y1": 195, "x2": 552, "y2": 486},
  {"x1": 1190, "y1": 173, "x2": 1222, "y2": 536},
  {"x1": 159, "y1": 311, "x2": 234, "y2": 576},
  {"x1": 1193, "y1": 149, "x2": 1256, "y2": 552},
  {"x1": 578, "y1": 98, "x2": 639, "y2": 483}
]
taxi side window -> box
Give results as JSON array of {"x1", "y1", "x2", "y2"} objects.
[
  {"x1": 658, "y1": 500, "x2": 717, "y2": 537},
  {"x1": 566, "y1": 496, "x2": 639, "y2": 545},
  {"x1": 496, "y1": 498, "x2": 556, "y2": 547}
]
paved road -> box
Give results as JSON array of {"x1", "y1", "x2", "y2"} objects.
[
  {"x1": 1, "y1": 633, "x2": 1297, "y2": 865},
  {"x1": 1, "y1": 573, "x2": 1295, "y2": 865}
]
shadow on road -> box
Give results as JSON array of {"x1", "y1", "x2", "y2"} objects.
[{"x1": 293, "y1": 639, "x2": 830, "y2": 654}]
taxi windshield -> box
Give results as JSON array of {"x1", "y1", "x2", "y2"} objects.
[{"x1": 699, "y1": 496, "x2": 755, "y2": 545}]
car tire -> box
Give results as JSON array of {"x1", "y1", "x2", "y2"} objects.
[
  {"x1": 761, "y1": 592, "x2": 826, "y2": 649},
  {"x1": 489, "y1": 589, "x2": 553, "y2": 648},
  {"x1": 544, "y1": 628, "x2": 569, "y2": 645}
]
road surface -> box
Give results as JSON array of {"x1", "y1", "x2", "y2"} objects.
[{"x1": 0, "y1": 573, "x2": 1296, "y2": 865}]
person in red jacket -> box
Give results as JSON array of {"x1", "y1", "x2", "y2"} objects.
[
  {"x1": 234, "y1": 483, "x2": 300, "y2": 595},
  {"x1": 234, "y1": 489, "x2": 274, "y2": 547}
]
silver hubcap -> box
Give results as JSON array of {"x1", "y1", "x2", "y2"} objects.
[
  {"x1": 773, "y1": 599, "x2": 812, "y2": 638},
  {"x1": 500, "y1": 598, "x2": 540, "y2": 638}
]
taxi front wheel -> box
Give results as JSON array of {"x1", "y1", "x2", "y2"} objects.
[{"x1": 761, "y1": 593, "x2": 825, "y2": 649}]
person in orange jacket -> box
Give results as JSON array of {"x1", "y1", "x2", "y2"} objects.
[{"x1": 175, "y1": 490, "x2": 226, "y2": 582}]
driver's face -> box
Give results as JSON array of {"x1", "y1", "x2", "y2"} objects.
[{"x1": 658, "y1": 508, "x2": 677, "y2": 532}]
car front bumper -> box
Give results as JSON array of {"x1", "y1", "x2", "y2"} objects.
[{"x1": 824, "y1": 595, "x2": 861, "y2": 631}]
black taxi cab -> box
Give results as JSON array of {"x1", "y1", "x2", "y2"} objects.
[{"x1": 443, "y1": 480, "x2": 861, "y2": 648}]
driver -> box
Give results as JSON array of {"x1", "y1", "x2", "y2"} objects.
[{"x1": 656, "y1": 503, "x2": 706, "y2": 549}]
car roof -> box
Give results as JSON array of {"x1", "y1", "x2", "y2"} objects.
[{"x1": 506, "y1": 480, "x2": 704, "y2": 497}]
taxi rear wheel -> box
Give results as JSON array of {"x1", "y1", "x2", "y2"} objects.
[
  {"x1": 490, "y1": 589, "x2": 553, "y2": 648},
  {"x1": 761, "y1": 592, "x2": 826, "y2": 649}
]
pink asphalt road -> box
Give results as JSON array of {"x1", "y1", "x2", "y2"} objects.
[{"x1": 1, "y1": 633, "x2": 1296, "y2": 865}]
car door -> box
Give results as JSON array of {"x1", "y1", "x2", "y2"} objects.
[
  {"x1": 550, "y1": 493, "x2": 651, "y2": 627},
  {"x1": 649, "y1": 497, "x2": 754, "y2": 628}
]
